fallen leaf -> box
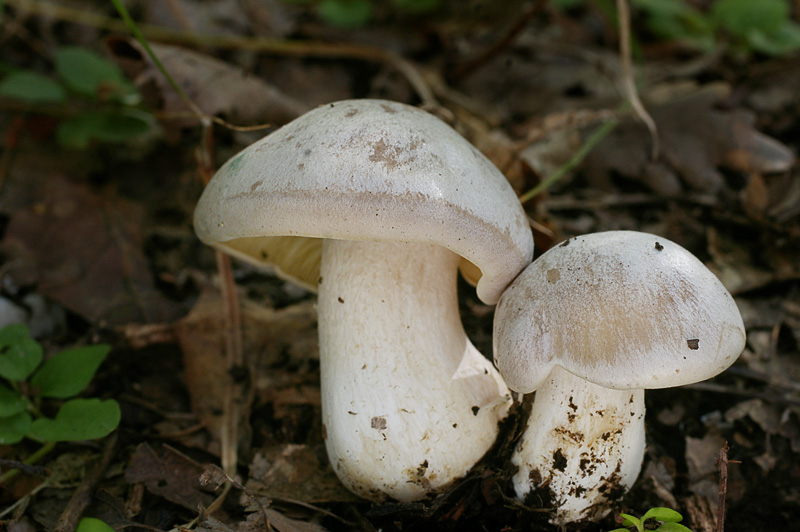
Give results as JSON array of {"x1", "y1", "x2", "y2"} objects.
[
  {"x1": 175, "y1": 289, "x2": 318, "y2": 444},
  {"x1": 104, "y1": 37, "x2": 309, "y2": 134},
  {"x1": 2, "y1": 175, "x2": 184, "y2": 325},
  {"x1": 235, "y1": 508, "x2": 329, "y2": 532},
  {"x1": 681, "y1": 494, "x2": 717, "y2": 532},
  {"x1": 584, "y1": 83, "x2": 795, "y2": 197},
  {"x1": 685, "y1": 430, "x2": 726, "y2": 503},
  {"x1": 246, "y1": 444, "x2": 360, "y2": 504},
  {"x1": 124, "y1": 443, "x2": 217, "y2": 511}
]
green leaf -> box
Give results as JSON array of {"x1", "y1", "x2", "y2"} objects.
[
  {"x1": 643, "y1": 507, "x2": 683, "y2": 522},
  {"x1": 56, "y1": 109, "x2": 153, "y2": 148},
  {"x1": 76, "y1": 517, "x2": 116, "y2": 532},
  {"x1": 0, "y1": 411, "x2": 32, "y2": 445},
  {"x1": 0, "y1": 324, "x2": 41, "y2": 381},
  {"x1": 711, "y1": 0, "x2": 788, "y2": 36},
  {"x1": 317, "y1": 0, "x2": 373, "y2": 28},
  {"x1": 747, "y1": 23, "x2": 800, "y2": 56},
  {"x1": 27, "y1": 398, "x2": 120, "y2": 442},
  {"x1": 620, "y1": 514, "x2": 641, "y2": 527},
  {"x1": 656, "y1": 523, "x2": 693, "y2": 532},
  {"x1": 607, "y1": 529, "x2": 632, "y2": 532},
  {"x1": 0, "y1": 383, "x2": 26, "y2": 416},
  {"x1": 0, "y1": 71, "x2": 66, "y2": 103},
  {"x1": 54, "y1": 47, "x2": 137, "y2": 101},
  {"x1": 0, "y1": 323, "x2": 31, "y2": 348},
  {"x1": 643, "y1": 507, "x2": 683, "y2": 523},
  {"x1": 30, "y1": 344, "x2": 111, "y2": 399}
]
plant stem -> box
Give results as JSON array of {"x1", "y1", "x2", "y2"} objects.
[
  {"x1": 0, "y1": 440, "x2": 56, "y2": 484},
  {"x1": 517, "y1": 119, "x2": 618, "y2": 204}
]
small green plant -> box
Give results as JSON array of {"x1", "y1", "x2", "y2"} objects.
[
  {"x1": 0, "y1": 323, "x2": 120, "y2": 446},
  {"x1": 0, "y1": 46, "x2": 153, "y2": 148},
  {"x1": 76, "y1": 517, "x2": 116, "y2": 532},
  {"x1": 554, "y1": 0, "x2": 800, "y2": 57},
  {"x1": 608, "y1": 507, "x2": 693, "y2": 532}
]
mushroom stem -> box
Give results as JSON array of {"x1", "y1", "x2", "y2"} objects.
[
  {"x1": 318, "y1": 239, "x2": 511, "y2": 502},
  {"x1": 511, "y1": 366, "x2": 646, "y2": 524}
]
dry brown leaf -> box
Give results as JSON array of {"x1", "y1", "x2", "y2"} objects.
[
  {"x1": 681, "y1": 494, "x2": 717, "y2": 532},
  {"x1": 124, "y1": 443, "x2": 217, "y2": 511},
  {"x1": 236, "y1": 508, "x2": 329, "y2": 532},
  {"x1": 175, "y1": 288, "x2": 318, "y2": 443},
  {"x1": 246, "y1": 444, "x2": 360, "y2": 504},
  {"x1": 104, "y1": 36, "x2": 309, "y2": 133},
  {"x1": 584, "y1": 83, "x2": 795, "y2": 197},
  {"x1": 2, "y1": 175, "x2": 184, "y2": 324}
]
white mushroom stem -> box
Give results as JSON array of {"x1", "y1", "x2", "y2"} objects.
[
  {"x1": 512, "y1": 366, "x2": 646, "y2": 525},
  {"x1": 318, "y1": 239, "x2": 511, "y2": 502}
]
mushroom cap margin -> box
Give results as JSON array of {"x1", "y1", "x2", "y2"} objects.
[
  {"x1": 493, "y1": 230, "x2": 746, "y2": 392},
  {"x1": 193, "y1": 99, "x2": 534, "y2": 304}
]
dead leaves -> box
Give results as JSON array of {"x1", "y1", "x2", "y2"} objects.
[
  {"x1": 246, "y1": 444, "x2": 360, "y2": 504},
  {"x1": 584, "y1": 83, "x2": 795, "y2": 197},
  {"x1": 125, "y1": 443, "x2": 218, "y2": 511},
  {"x1": 2, "y1": 174, "x2": 184, "y2": 325},
  {"x1": 104, "y1": 37, "x2": 309, "y2": 134},
  {"x1": 175, "y1": 289, "x2": 319, "y2": 448}
]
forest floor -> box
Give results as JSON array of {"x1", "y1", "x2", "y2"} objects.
[{"x1": 1, "y1": 1, "x2": 799, "y2": 531}]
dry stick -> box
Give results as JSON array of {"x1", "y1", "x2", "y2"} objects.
[
  {"x1": 52, "y1": 433, "x2": 118, "y2": 532},
  {"x1": 5, "y1": 0, "x2": 437, "y2": 108},
  {"x1": 448, "y1": 0, "x2": 546, "y2": 82},
  {"x1": 615, "y1": 0, "x2": 659, "y2": 159},
  {"x1": 195, "y1": 127, "x2": 240, "y2": 514},
  {"x1": 716, "y1": 442, "x2": 729, "y2": 532}
]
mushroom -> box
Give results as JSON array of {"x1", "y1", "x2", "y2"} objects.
[
  {"x1": 492, "y1": 230, "x2": 745, "y2": 524},
  {"x1": 194, "y1": 99, "x2": 534, "y2": 501}
]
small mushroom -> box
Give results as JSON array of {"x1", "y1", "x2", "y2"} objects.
[
  {"x1": 493, "y1": 230, "x2": 745, "y2": 524},
  {"x1": 194, "y1": 99, "x2": 534, "y2": 501}
]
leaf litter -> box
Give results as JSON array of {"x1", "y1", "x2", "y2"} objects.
[{"x1": 1, "y1": 1, "x2": 799, "y2": 531}]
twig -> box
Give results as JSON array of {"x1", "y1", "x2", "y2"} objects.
[
  {"x1": 0, "y1": 476, "x2": 52, "y2": 519},
  {"x1": 448, "y1": 0, "x2": 546, "y2": 82},
  {"x1": 715, "y1": 442, "x2": 740, "y2": 532},
  {"x1": 0, "y1": 459, "x2": 48, "y2": 478},
  {"x1": 0, "y1": 441, "x2": 56, "y2": 485},
  {"x1": 615, "y1": 0, "x2": 659, "y2": 159},
  {"x1": 195, "y1": 125, "x2": 245, "y2": 481},
  {"x1": 6, "y1": 0, "x2": 437, "y2": 108},
  {"x1": 53, "y1": 432, "x2": 118, "y2": 532}
]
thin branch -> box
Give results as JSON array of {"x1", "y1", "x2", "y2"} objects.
[{"x1": 616, "y1": 0, "x2": 659, "y2": 159}]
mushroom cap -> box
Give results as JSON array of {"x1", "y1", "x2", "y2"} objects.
[
  {"x1": 493, "y1": 230, "x2": 746, "y2": 393},
  {"x1": 193, "y1": 99, "x2": 533, "y2": 305}
]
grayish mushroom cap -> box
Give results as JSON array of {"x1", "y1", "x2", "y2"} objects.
[
  {"x1": 494, "y1": 230, "x2": 746, "y2": 393},
  {"x1": 193, "y1": 99, "x2": 533, "y2": 304}
]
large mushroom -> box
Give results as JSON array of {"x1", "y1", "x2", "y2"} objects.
[
  {"x1": 194, "y1": 99, "x2": 534, "y2": 501},
  {"x1": 493, "y1": 230, "x2": 745, "y2": 524}
]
